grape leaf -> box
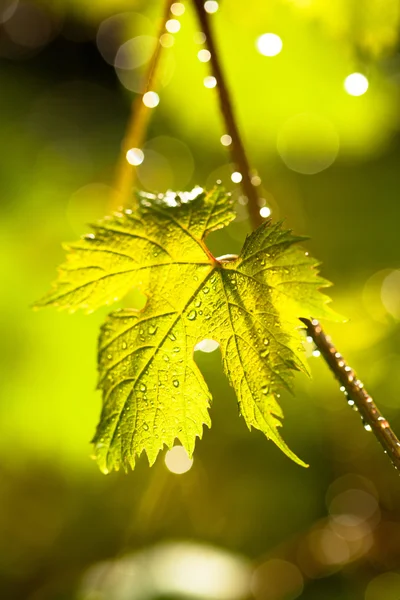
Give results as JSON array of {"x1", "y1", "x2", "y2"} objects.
[{"x1": 35, "y1": 186, "x2": 338, "y2": 473}]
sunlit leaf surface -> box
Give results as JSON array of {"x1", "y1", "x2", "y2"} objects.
[{"x1": 36, "y1": 187, "x2": 338, "y2": 472}]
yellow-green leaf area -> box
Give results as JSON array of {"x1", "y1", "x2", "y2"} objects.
[{"x1": 35, "y1": 186, "x2": 339, "y2": 473}]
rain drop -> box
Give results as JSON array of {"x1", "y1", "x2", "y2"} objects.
[
  {"x1": 187, "y1": 310, "x2": 197, "y2": 320},
  {"x1": 173, "y1": 380, "x2": 180, "y2": 388},
  {"x1": 148, "y1": 325, "x2": 158, "y2": 335}
]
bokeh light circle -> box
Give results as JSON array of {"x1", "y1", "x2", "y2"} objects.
[
  {"x1": 171, "y1": 3, "x2": 185, "y2": 16},
  {"x1": 204, "y1": 1, "x2": 219, "y2": 14},
  {"x1": 126, "y1": 148, "x2": 144, "y2": 166},
  {"x1": 165, "y1": 19, "x2": 180, "y2": 34},
  {"x1": 0, "y1": 0, "x2": 19, "y2": 24},
  {"x1": 256, "y1": 33, "x2": 283, "y2": 57},
  {"x1": 220, "y1": 134, "x2": 232, "y2": 146},
  {"x1": 195, "y1": 339, "x2": 220, "y2": 353},
  {"x1": 344, "y1": 73, "x2": 369, "y2": 96},
  {"x1": 365, "y1": 572, "x2": 400, "y2": 600},
  {"x1": 114, "y1": 35, "x2": 156, "y2": 70},
  {"x1": 277, "y1": 113, "x2": 339, "y2": 174},
  {"x1": 260, "y1": 206, "x2": 271, "y2": 218},
  {"x1": 231, "y1": 171, "x2": 242, "y2": 183},
  {"x1": 143, "y1": 91, "x2": 160, "y2": 108},
  {"x1": 96, "y1": 12, "x2": 152, "y2": 66},
  {"x1": 381, "y1": 270, "x2": 400, "y2": 319},
  {"x1": 4, "y1": 2, "x2": 53, "y2": 49},
  {"x1": 160, "y1": 33, "x2": 174, "y2": 47},
  {"x1": 67, "y1": 183, "x2": 114, "y2": 236},
  {"x1": 137, "y1": 136, "x2": 194, "y2": 192},
  {"x1": 194, "y1": 31, "x2": 206, "y2": 44},
  {"x1": 165, "y1": 446, "x2": 193, "y2": 474},
  {"x1": 204, "y1": 75, "x2": 217, "y2": 88},
  {"x1": 251, "y1": 559, "x2": 303, "y2": 600},
  {"x1": 198, "y1": 49, "x2": 211, "y2": 62}
]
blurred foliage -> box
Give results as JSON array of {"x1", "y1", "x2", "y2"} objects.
[
  {"x1": 1, "y1": 0, "x2": 400, "y2": 599},
  {"x1": 284, "y1": 0, "x2": 400, "y2": 58}
]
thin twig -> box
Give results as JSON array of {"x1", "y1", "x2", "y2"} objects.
[
  {"x1": 192, "y1": 0, "x2": 261, "y2": 230},
  {"x1": 301, "y1": 318, "x2": 400, "y2": 470},
  {"x1": 112, "y1": 0, "x2": 175, "y2": 207},
  {"x1": 192, "y1": 0, "x2": 400, "y2": 471}
]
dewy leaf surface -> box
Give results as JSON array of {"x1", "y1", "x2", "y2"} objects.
[{"x1": 36, "y1": 186, "x2": 338, "y2": 473}]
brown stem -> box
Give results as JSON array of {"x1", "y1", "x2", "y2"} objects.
[
  {"x1": 301, "y1": 318, "x2": 400, "y2": 470},
  {"x1": 112, "y1": 0, "x2": 175, "y2": 207},
  {"x1": 192, "y1": 0, "x2": 262, "y2": 230},
  {"x1": 192, "y1": 0, "x2": 400, "y2": 472}
]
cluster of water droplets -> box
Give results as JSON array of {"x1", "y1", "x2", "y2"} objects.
[
  {"x1": 185, "y1": 272, "x2": 221, "y2": 326},
  {"x1": 311, "y1": 320, "x2": 399, "y2": 460}
]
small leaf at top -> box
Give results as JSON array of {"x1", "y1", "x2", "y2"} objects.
[{"x1": 35, "y1": 186, "x2": 340, "y2": 473}]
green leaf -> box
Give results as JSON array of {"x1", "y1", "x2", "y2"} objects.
[{"x1": 35, "y1": 186, "x2": 339, "y2": 473}]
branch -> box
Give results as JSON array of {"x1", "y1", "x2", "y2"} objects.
[
  {"x1": 301, "y1": 318, "x2": 400, "y2": 470},
  {"x1": 192, "y1": 0, "x2": 261, "y2": 230},
  {"x1": 112, "y1": 0, "x2": 175, "y2": 206},
  {"x1": 191, "y1": 0, "x2": 400, "y2": 472}
]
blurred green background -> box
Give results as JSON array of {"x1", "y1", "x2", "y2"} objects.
[{"x1": 2, "y1": 0, "x2": 400, "y2": 598}]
